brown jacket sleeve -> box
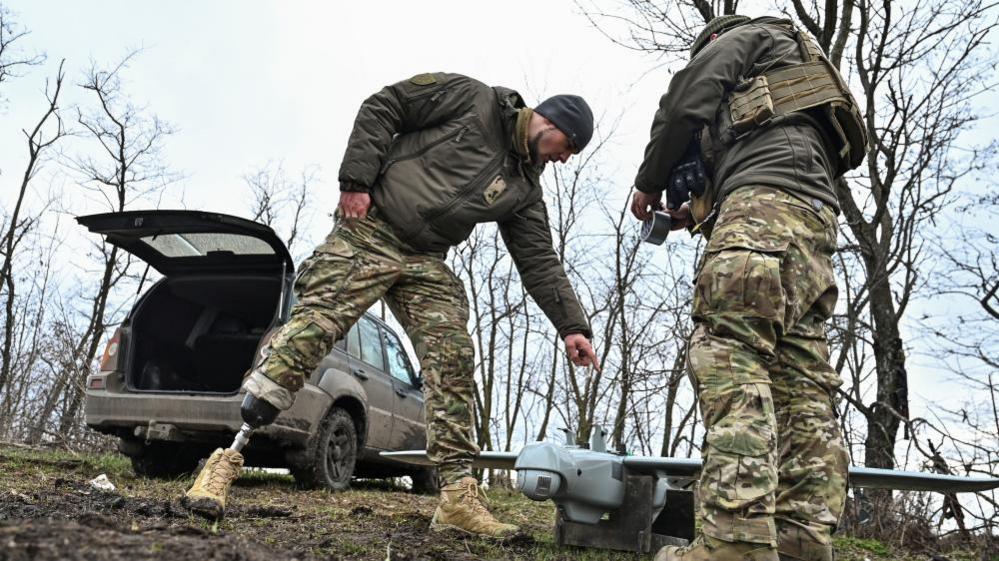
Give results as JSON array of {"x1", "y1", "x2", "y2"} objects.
[
  {"x1": 634, "y1": 24, "x2": 774, "y2": 193},
  {"x1": 498, "y1": 199, "x2": 592, "y2": 339},
  {"x1": 338, "y1": 73, "x2": 486, "y2": 191}
]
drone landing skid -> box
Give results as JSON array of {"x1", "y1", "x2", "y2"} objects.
[{"x1": 556, "y1": 473, "x2": 694, "y2": 554}]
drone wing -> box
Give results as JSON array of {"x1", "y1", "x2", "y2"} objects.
[
  {"x1": 381, "y1": 450, "x2": 518, "y2": 470},
  {"x1": 622, "y1": 456, "x2": 999, "y2": 493},
  {"x1": 382, "y1": 450, "x2": 998, "y2": 493},
  {"x1": 848, "y1": 466, "x2": 999, "y2": 493}
]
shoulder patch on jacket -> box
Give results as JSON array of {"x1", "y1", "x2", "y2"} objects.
[{"x1": 409, "y1": 73, "x2": 437, "y2": 86}]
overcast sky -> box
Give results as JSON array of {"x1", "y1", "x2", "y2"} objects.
[
  {"x1": 1, "y1": 0, "x2": 678, "y2": 221},
  {"x1": 2, "y1": 1, "x2": 995, "y2": 424}
]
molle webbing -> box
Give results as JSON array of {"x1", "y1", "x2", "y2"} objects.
[
  {"x1": 765, "y1": 62, "x2": 844, "y2": 115},
  {"x1": 726, "y1": 27, "x2": 869, "y2": 176}
]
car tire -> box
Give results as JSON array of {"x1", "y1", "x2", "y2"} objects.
[
  {"x1": 290, "y1": 407, "x2": 358, "y2": 491},
  {"x1": 127, "y1": 441, "x2": 199, "y2": 479},
  {"x1": 410, "y1": 467, "x2": 439, "y2": 495}
]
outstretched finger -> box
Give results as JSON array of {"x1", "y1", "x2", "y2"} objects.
[{"x1": 585, "y1": 346, "x2": 602, "y2": 372}]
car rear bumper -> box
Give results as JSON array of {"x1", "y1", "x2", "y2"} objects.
[
  {"x1": 86, "y1": 389, "x2": 244, "y2": 431},
  {"x1": 85, "y1": 388, "x2": 323, "y2": 446}
]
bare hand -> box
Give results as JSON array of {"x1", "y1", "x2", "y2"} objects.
[
  {"x1": 338, "y1": 191, "x2": 372, "y2": 220},
  {"x1": 631, "y1": 190, "x2": 663, "y2": 221},
  {"x1": 564, "y1": 333, "x2": 600, "y2": 371},
  {"x1": 666, "y1": 203, "x2": 694, "y2": 231}
]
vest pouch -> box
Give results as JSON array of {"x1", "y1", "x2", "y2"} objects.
[
  {"x1": 829, "y1": 99, "x2": 868, "y2": 174},
  {"x1": 729, "y1": 75, "x2": 775, "y2": 136}
]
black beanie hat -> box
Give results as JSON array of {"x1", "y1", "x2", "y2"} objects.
[
  {"x1": 690, "y1": 14, "x2": 751, "y2": 58},
  {"x1": 534, "y1": 94, "x2": 594, "y2": 152}
]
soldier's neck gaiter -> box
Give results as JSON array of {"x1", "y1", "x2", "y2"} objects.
[{"x1": 513, "y1": 107, "x2": 533, "y2": 160}]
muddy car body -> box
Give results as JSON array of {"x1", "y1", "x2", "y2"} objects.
[{"x1": 79, "y1": 210, "x2": 433, "y2": 490}]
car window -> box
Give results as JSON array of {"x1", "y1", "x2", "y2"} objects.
[
  {"x1": 141, "y1": 233, "x2": 276, "y2": 257},
  {"x1": 357, "y1": 317, "x2": 385, "y2": 370},
  {"x1": 382, "y1": 327, "x2": 415, "y2": 386},
  {"x1": 346, "y1": 323, "x2": 361, "y2": 359}
]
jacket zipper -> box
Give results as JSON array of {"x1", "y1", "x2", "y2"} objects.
[
  {"x1": 381, "y1": 124, "x2": 468, "y2": 173},
  {"x1": 407, "y1": 87, "x2": 448, "y2": 103},
  {"x1": 422, "y1": 154, "x2": 506, "y2": 223}
]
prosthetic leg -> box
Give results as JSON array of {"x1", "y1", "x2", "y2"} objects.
[{"x1": 181, "y1": 395, "x2": 279, "y2": 519}]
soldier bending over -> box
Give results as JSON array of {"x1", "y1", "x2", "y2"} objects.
[{"x1": 185, "y1": 72, "x2": 600, "y2": 537}]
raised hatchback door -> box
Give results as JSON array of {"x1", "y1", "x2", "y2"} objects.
[{"x1": 76, "y1": 210, "x2": 294, "y2": 275}]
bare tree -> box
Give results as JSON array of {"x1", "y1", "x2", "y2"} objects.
[
  {"x1": 34, "y1": 51, "x2": 178, "y2": 440},
  {"x1": 908, "y1": 188, "x2": 999, "y2": 541},
  {"x1": 452, "y1": 227, "x2": 524, "y2": 456},
  {"x1": 0, "y1": 213, "x2": 62, "y2": 436},
  {"x1": 242, "y1": 161, "x2": 320, "y2": 257},
  {"x1": 0, "y1": 6, "x2": 44, "y2": 99},
  {"x1": 0, "y1": 60, "x2": 65, "y2": 400},
  {"x1": 828, "y1": 0, "x2": 996, "y2": 485}
]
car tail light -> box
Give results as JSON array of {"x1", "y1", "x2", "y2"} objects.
[
  {"x1": 88, "y1": 376, "x2": 106, "y2": 390},
  {"x1": 99, "y1": 328, "x2": 122, "y2": 373}
]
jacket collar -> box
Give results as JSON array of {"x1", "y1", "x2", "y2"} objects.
[{"x1": 493, "y1": 86, "x2": 542, "y2": 173}]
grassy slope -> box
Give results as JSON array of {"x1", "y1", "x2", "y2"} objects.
[{"x1": 0, "y1": 445, "x2": 987, "y2": 561}]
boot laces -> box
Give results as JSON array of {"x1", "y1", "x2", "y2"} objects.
[
  {"x1": 457, "y1": 480, "x2": 493, "y2": 518},
  {"x1": 203, "y1": 453, "x2": 239, "y2": 495}
]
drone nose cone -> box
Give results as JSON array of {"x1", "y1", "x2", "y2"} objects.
[{"x1": 517, "y1": 469, "x2": 562, "y2": 500}]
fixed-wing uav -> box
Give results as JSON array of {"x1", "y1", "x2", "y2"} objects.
[{"x1": 383, "y1": 428, "x2": 998, "y2": 552}]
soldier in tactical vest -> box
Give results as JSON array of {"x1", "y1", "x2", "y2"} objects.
[
  {"x1": 184, "y1": 72, "x2": 601, "y2": 537},
  {"x1": 631, "y1": 15, "x2": 867, "y2": 561}
]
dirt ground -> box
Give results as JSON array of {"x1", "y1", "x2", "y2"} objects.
[
  {"x1": 0, "y1": 444, "x2": 642, "y2": 561},
  {"x1": 0, "y1": 444, "x2": 987, "y2": 561}
]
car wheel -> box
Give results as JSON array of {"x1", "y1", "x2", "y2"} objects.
[
  {"x1": 127, "y1": 441, "x2": 199, "y2": 479},
  {"x1": 410, "y1": 467, "x2": 439, "y2": 494},
  {"x1": 290, "y1": 407, "x2": 358, "y2": 491}
]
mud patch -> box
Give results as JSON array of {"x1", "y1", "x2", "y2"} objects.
[
  {"x1": 234, "y1": 504, "x2": 295, "y2": 518},
  {"x1": 0, "y1": 516, "x2": 283, "y2": 561},
  {"x1": 1, "y1": 478, "x2": 188, "y2": 521}
]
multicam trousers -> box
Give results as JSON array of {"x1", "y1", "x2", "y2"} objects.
[
  {"x1": 688, "y1": 186, "x2": 849, "y2": 547},
  {"x1": 254, "y1": 208, "x2": 478, "y2": 485}
]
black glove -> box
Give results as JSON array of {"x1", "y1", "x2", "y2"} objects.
[
  {"x1": 240, "y1": 393, "x2": 280, "y2": 429},
  {"x1": 665, "y1": 142, "x2": 708, "y2": 210}
]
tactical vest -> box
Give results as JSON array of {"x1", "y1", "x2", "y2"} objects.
[{"x1": 722, "y1": 22, "x2": 868, "y2": 177}]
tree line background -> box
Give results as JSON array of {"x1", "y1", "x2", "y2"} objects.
[{"x1": 1, "y1": 0, "x2": 996, "y2": 554}]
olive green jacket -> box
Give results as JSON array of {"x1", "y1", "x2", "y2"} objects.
[
  {"x1": 338, "y1": 72, "x2": 591, "y2": 338},
  {"x1": 635, "y1": 17, "x2": 840, "y2": 212}
]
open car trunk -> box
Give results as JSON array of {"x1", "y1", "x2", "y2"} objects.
[
  {"x1": 128, "y1": 275, "x2": 281, "y2": 393},
  {"x1": 76, "y1": 210, "x2": 295, "y2": 394}
]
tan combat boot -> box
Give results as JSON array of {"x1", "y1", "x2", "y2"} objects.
[
  {"x1": 430, "y1": 477, "x2": 519, "y2": 538},
  {"x1": 777, "y1": 525, "x2": 834, "y2": 561},
  {"x1": 181, "y1": 448, "x2": 243, "y2": 519},
  {"x1": 654, "y1": 535, "x2": 778, "y2": 561}
]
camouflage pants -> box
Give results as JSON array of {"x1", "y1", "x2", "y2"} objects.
[
  {"x1": 254, "y1": 208, "x2": 479, "y2": 485},
  {"x1": 689, "y1": 186, "x2": 849, "y2": 547}
]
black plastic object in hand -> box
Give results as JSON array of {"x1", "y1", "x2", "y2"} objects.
[
  {"x1": 665, "y1": 142, "x2": 708, "y2": 210},
  {"x1": 240, "y1": 393, "x2": 280, "y2": 428}
]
